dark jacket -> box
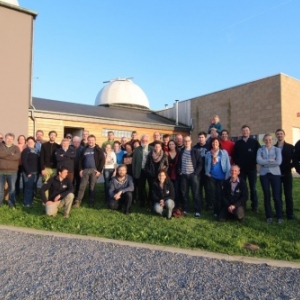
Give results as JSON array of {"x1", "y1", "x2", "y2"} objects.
[
  {"x1": 232, "y1": 138, "x2": 260, "y2": 171},
  {"x1": 177, "y1": 147, "x2": 202, "y2": 176},
  {"x1": 293, "y1": 140, "x2": 300, "y2": 174},
  {"x1": 132, "y1": 145, "x2": 153, "y2": 179},
  {"x1": 145, "y1": 151, "x2": 169, "y2": 178},
  {"x1": 79, "y1": 144, "x2": 105, "y2": 173},
  {"x1": 40, "y1": 176, "x2": 73, "y2": 203},
  {"x1": 74, "y1": 145, "x2": 84, "y2": 172},
  {"x1": 274, "y1": 141, "x2": 294, "y2": 175},
  {"x1": 193, "y1": 142, "x2": 209, "y2": 175},
  {"x1": 55, "y1": 146, "x2": 76, "y2": 172},
  {"x1": 21, "y1": 147, "x2": 39, "y2": 175},
  {"x1": 222, "y1": 177, "x2": 248, "y2": 208},
  {"x1": 0, "y1": 143, "x2": 21, "y2": 173},
  {"x1": 108, "y1": 174, "x2": 134, "y2": 199},
  {"x1": 152, "y1": 180, "x2": 175, "y2": 204},
  {"x1": 40, "y1": 141, "x2": 60, "y2": 169}
]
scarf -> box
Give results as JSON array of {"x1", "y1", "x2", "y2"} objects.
[
  {"x1": 211, "y1": 149, "x2": 219, "y2": 165},
  {"x1": 152, "y1": 150, "x2": 164, "y2": 163}
]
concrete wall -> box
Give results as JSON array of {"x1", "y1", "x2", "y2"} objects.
[
  {"x1": 0, "y1": 4, "x2": 35, "y2": 139},
  {"x1": 188, "y1": 75, "x2": 283, "y2": 142}
]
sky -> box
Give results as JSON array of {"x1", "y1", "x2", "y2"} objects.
[{"x1": 20, "y1": 0, "x2": 300, "y2": 110}]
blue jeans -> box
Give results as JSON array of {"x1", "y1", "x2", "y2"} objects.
[
  {"x1": 23, "y1": 172, "x2": 38, "y2": 206},
  {"x1": 180, "y1": 173, "x2": 201, "y2": 213},
  {"x1": 240, "y1": 169, "x2": 258, "y2": 209},
  {"x1": 260, "y1": 173, "x2": 282, "y2": 219},
  {"x1": 103, "y1": 168, "x2": 115, "y2": 201},
  {"x1": 0, "y1": 173, "x2": 18, "y2": 206}
]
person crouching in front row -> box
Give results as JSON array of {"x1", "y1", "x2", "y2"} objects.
[
  {"x1": 40, "y1": 166, "x2": 74, "y2": 218},
  {"x1": 108, "y1": 164, "x2": 134, "y2": 215},
  {"x1": 152, "y1": 169, "x2": 175, "y2": 220},
  {"x1": 218, "y1": 165, "x2": 248, "y2": 222}
]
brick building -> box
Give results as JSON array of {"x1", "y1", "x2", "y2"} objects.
[{"x1": 157, "y1": 74, "x2": 300, "y2": 145}]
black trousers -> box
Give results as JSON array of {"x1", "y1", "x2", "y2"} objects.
[
  {"x1": 109, "y1": 191, "x2": 132, "y2": 213},
  {"x1": 280, "y1": 173, "x2": 294, "y2": 219},
  {"x1": 137, "y1": 169, "x2": 152, "y2": 206}
]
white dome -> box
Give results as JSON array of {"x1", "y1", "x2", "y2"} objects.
[
  {"x1": 95, "y1": 78, "x2": 150, "y2": 109},
  {"x1": 2, "y1": 0, "x2": 19, "y2": 5}
]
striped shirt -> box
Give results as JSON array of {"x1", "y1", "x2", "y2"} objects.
[{"x1": 181, "y1": 149, "x2": 194, "y2": 175}]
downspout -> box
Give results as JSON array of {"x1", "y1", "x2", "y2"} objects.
[{"x1": 175, "y1": 100, "x2": 179, "y2": 126}]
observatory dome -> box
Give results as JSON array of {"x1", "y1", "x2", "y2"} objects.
[
  {"x1": 2, "y1": 0, "x2": 19, "y2": 5},
  {"x1": 95, "y1": 78, "x2": 150, "y2": 109}
]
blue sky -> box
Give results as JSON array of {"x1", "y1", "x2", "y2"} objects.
[{"x1": 21, "y1": 0, "x2": 300, "y2": 110}]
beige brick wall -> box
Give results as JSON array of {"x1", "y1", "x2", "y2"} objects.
[
  {"x1": 28, "y1": 116, "x2": 187, "y2": 146},
  {"x1": 190, "y1": 75, "x2": 283, "y2": 142},
  {"x1": 280, "y1": 74, "x2": 300, "y2": 144}
]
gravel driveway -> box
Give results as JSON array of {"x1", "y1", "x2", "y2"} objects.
[{"x1": 0, "y1": 229, "x2": 299, "y2": 299}]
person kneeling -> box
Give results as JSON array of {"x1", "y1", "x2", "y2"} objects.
[
  {"x1": 219, "y1": 165, "x2": 248, "y2": 222},
  {"x1": 108, "y1": 164, "x2": 134, "y2": 215},
  {"x1": 41, "y1": 166, "x2": 74, "y2": 218},
  {"x1": 152, "y1": 170, "x2": 175, "y2": 220}
]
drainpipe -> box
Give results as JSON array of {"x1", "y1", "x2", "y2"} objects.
[{"x1": 175, "y1": 100, "x2": 179, "y2": 126}]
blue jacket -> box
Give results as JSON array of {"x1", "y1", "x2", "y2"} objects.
[
  {"x1": 256, "y1": 146, "x2": 282, "y2": 176},
  {"x1": 205, "y1": 150, "x2": 231, "y2": 179}
]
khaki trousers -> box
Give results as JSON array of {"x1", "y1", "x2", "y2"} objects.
[
  {"x1": 45, "y1": 193, "x2": 74, "y2": 216},
  {"x1": 42, "y1": 168, "x2": 57, "y2": 199}
]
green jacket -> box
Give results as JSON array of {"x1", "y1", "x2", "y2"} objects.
[{"x1": 101, "y1": 140, "x2": 114, "y2": 151}]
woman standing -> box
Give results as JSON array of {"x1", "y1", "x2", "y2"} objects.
[
  {"x1": 21, "y1": 137, "x2": 39, "y2": 207},
  {"x1": 167, "y1": 140, "x2": 179, "y2": 208},
  {"x1": 257, "y1": 133, "x2": 282, "y2": 224},
  {"x1": 205, "y1": 138, "x2": 230, "y2": 217},
  {"x1": 145, "y1": 141, "x2": 169, "y2": 206},
  {"x1": 103, "y1": 143, "x2": 117, "y2": 203},
  {"x1": 152, "y1": 170, "x2": 175, "y2": 220},
  {"x1": 16, "y1": 135, "x2": 27, "y2": 196}
]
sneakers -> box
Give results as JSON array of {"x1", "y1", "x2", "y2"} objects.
[
  {"x1": 278, "y1": 218, "x2": 283, "y2": 224},
  {"x1": 63, "y1": 213, "x2": 69, "y2": 218},
  {"x1": 267, "y1": 218, "x2": 273, "y2": 224},
  {"x1": 183, "y1": 211, "x2": 188, "y2": 216},
  {"x1": 195, "y1": 212, "x2": 201, "y2": 218}
]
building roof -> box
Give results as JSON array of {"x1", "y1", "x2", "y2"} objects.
[
  {"x1": 95, "y1": 78, "x2": 150, "y2": 109},
  {"x1": 31, "y1": 97, "x2": 189, "y2": 129}
]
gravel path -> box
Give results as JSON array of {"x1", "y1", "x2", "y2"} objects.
[{"x1": 0, "y1": 229, "x2": 299, "y2": 300}]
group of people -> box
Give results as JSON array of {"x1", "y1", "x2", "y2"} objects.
[{"x1": 0, "y1": 114, "x2": 299, "y2": 223}]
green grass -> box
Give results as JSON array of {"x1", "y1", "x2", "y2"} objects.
[{"x1": 1, "y1": 179, "x2": 300, "y2": 261}]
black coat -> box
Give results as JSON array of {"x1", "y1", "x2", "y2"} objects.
[
  {"x1": 177, "y1": 147, "x2": 202, "y2": 176},
  {"x1": 55, "y1": 146, "x2": 76, "y2": 172},
  {"x1": 40, "y1": 141, "x2": 60, "y2": 169},
  {"x1": 274, "y1": 141, "x2": 294, "y2": 175},
  {"x1": 293, "y1": 140, "x2": 300, "y2": 174},
  {"x1": 145, "y1": 151, "x2": 169, "y2": 178},
  {"x1": 222, "y1": 177, "x2": 248, "y2": 208},
  {"x1": 152, "y1": 180, "x2": 175, "y2": 204}
]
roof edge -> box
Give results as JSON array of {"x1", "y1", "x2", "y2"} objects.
[{"x1": 0, "y1": 1, "x2": 38, "y2": 18}]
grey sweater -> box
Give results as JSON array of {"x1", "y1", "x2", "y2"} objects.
[{"x1": 108, "y1": 174, "x2": 134, "y2": 198}]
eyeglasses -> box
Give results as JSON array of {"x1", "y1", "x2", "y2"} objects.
[{"x1": 66, "y1": 136, "x2": 72, "y2": 139}]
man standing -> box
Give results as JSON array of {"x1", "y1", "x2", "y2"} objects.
[
  {"x1": 232, "y1": 125, "x2": 260, "y2": 212},
  {"x1": 55, "y1": 138, "x2": 76, "y2": 182},
  {"x1": 81, "y1": 129, "x2": 89, "y2": 147},
  {"x1": 41, "y1": 166, "x2": 74, "y2": 218},
  {"x1": 219, "y1": 165, "x2": 248, "y2": 222},
  {"x1": 40, "y1": 131, "x2": 60, "y2": 185},
  {"x1": 149, "y1": 132, "x2": 161, "y2": 147},
  {"x1": 72, "y1": 136, "x2": 83, "y2": 197},
  {"x1": 108, "y1": 164, "x2": 134, "y2": 215},
  {"x1": 132, "y1": 134, "x2": 153, "y2": 207},
  {"x1": 0, "y1": 133, "x2": 21, "y2": 208},
  {"x1": 193, "y1": 131, "x2": 210, "y2": 210},
  {"x1": 120, "y1": 137, "x2": 128, "y2": 151},
  {"x1": 35, "y1": 130, "x2": 45, "y2": 155},
  {"x1": 178, "y1": 136, "x2": 202, "y2": 217},
  {"x1": 175, "y1": 134, "x2": 185, "y2": 151},
  {"x1": 73, "y1": 135, "x2": 105, "y2": 208},
  {"x1": 275, "y1": 129, "x2": 295, "y2": 220},
  {"x1": 162, "y1": 134, "x2": 170, "y2": 153},
  {"x1": 101, "y1": 131, "x2": 115, "y2": 151}
]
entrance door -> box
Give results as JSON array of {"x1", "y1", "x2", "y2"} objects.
[
  {"x1": 292, "y1": 127, "x2": 300, "y2": 145},
  {"x1": 64, "y1": 127, "x2": 84, "y2": 139}
]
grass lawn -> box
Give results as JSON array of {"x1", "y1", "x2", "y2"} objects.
[{"x1": 1, "y1": 178, "x2": 300, "y2": 262}]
